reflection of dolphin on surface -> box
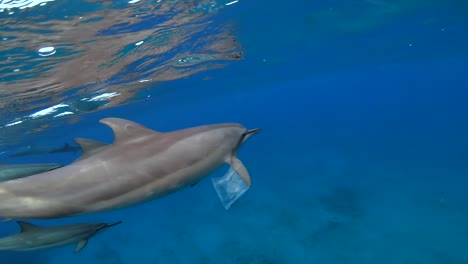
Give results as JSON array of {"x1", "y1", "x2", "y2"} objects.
[
  {"x1": 0, "y1": 220, "x2": 121, "y2": 253},
  {"x1": 0, "y1": 117, "x2": 260, "y2": 219},
  {"x1": 0, "y1": 163, "x2": 63, "y2": 182},
  {"x1": 9, "y1": 143, "x2": 81, "y2": 158}
]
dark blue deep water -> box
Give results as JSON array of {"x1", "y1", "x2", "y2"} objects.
[{"x1": 0, "y1": 0, "x2": 467, "y2": 263}]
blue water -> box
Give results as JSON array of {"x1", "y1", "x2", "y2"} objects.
[{"x1": 1, "y1": 0, "x2": 468, "y2": 263}]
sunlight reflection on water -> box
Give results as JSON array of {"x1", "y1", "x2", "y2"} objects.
[
  {"x1": 0, "y1": 0, "x2": 54, "y2": 10},
  {"x1": 0, "y1": 0, "x2": 243, "y2": 147}
]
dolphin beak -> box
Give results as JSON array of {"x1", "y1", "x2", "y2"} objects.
[
  {"x1": 237, "y1": 128, "x2": 261, "y2": 147},
  {"x1": 244, "y1": 128, "x2": 261, "y2": 136},
  {"x1": 106, "y1": 221, "x2": 123, "y2": 228},
  {"x1": 234, "y1": 127, "x2": 261, "y2": 153},
  {"x1": 98, "y1": 221, "x2": 122, "y2": 232}
]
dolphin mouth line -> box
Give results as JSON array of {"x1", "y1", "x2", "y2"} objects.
[
  {"x1": 233, "y1": 128, "x2": 261, "y2": 154},
  {"x1": 239, "y1": 128, "x2": 261, "y2": 144}
]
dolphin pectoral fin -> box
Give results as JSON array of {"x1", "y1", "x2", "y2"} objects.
[
  {"x1": 211, "y1": 160, "x2": 251, "y2": 210},
  {"x1": 228, "y1": 156, "x2": 251, "y2": 187},
  {"x1": 74, "y1": 239, "x2": 88, "y2": 253}
]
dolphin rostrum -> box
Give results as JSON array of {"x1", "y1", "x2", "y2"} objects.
[
  {"x1": 0, "y1": 220, "x2": 121, "y2": 253},
  {"x1": 0, "y1": 118, "x2": 260, "y2": 219},
  {"x1": 0, "y1": 163, "x2": 63, "y2": 183}
]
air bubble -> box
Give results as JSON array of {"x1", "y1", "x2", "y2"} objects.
[{"x1": 37, "y1": 46, "x2": 56, "y2": 57}]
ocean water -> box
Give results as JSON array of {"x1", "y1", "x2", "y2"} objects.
[{"x1": 0, "y1": 0, "x2": 468, "y2": 263}]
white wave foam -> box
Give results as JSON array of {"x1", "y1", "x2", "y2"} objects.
[{"x1": 0, "y1": 0, "x2": 55, "y2": 9}]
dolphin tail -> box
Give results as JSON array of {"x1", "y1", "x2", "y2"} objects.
[{"x1": 211, "y1": 156, "x2": 251, "y2": 210}]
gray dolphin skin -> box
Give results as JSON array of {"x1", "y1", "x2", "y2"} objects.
[
  {"x1": 0, "y1": 118, "x2": 260, "y2": 219},
  {"x1": 0, "y1": 220, "x2": 121, "y2": 253},
  {"x1": 0, "y1": 163, "x2": 63, "y2": 182}
]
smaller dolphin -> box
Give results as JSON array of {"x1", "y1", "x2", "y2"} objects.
[
  {"x1": 0, "y1": 221, "x2": 122, "y2": 253},
  {"x1": 0, "y1": 163, "x2": 63, "y2": 182},
  {"x1": 9, "y1": 143, "x2": 81, "y2": 158},
  {"x1": 0, "y1": 138, "x2": 107, "y2": 221}
]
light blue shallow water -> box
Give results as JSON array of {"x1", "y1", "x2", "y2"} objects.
[{"x1": 1, "y1": 0, "x2": 467, "y2": 263}]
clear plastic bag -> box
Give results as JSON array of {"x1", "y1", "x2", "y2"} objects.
[{"x1": 211, "y1": 167, "x2": 250, "y2": 210}]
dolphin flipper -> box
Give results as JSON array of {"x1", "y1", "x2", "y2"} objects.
[
  {"x1": 229, "y1": 156, "x2": 251, "y2": 187},
  {"x1": 211, "y1": 157, "x2": 251, "y2": 210},
  {"x1": 74, "y1": 239, "x2": 88, "y2": 253}
]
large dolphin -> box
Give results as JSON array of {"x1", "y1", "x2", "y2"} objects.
[
  {"x1": 0, "y1": 118, "x2": 260, "y2": 219},
  {"x1": 0, "y1": 163, "x2": 63, "y2": 182},
  {"x1": 0, "y1": 220, "x2": 121, "y2": 253}
]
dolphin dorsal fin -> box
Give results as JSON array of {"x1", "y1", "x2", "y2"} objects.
[
  {"x1": 99, "y1": 118, "x2": 160, "y2": 144},
  {"x1": 17, "y1": 221, "x2": 40, "y2": 232},
  {"x1": 73, "y1": 138, "x2": 109, "y2": 161}
]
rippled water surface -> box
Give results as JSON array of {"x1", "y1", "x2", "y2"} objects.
[{"x1": 1, "y1": 0, "x2": 242, "y2": 145}]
